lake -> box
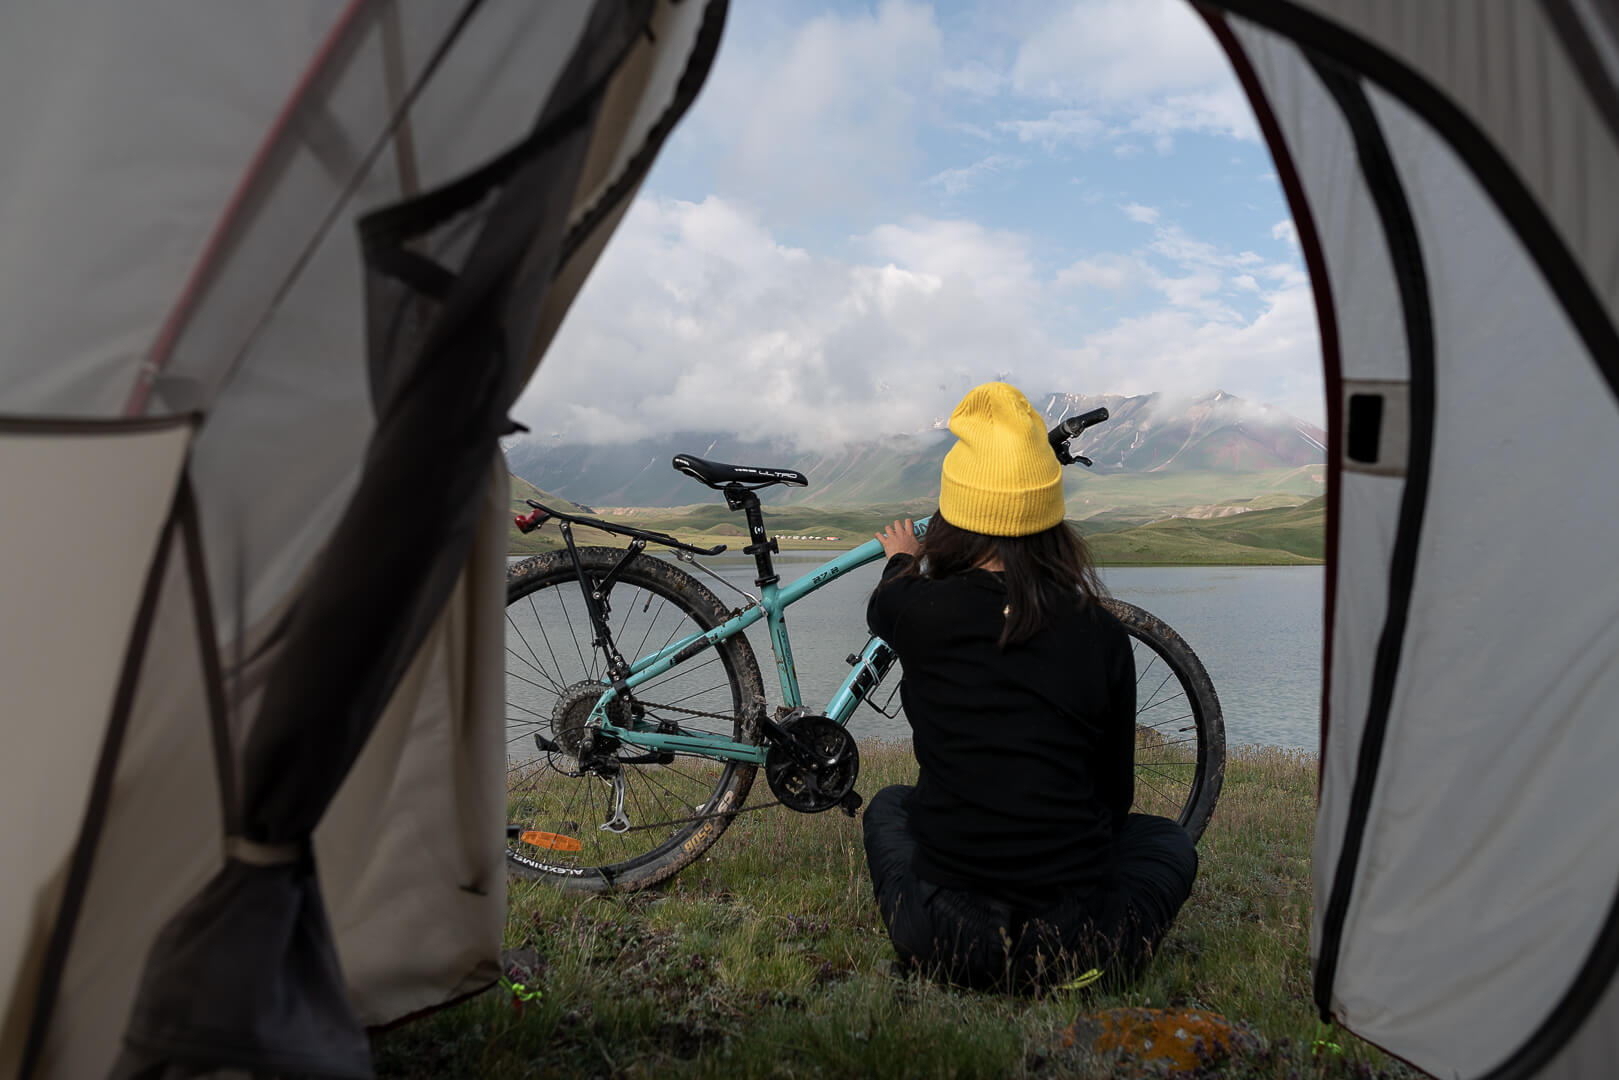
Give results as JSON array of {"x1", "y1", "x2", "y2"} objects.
[{"x1": 632, "y1": 552, "x2": 1324, "y2": 751}]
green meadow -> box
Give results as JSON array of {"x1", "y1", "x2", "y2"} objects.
[
  {"x1": 373, "y1": 743, "x2": 1413, "y2": 1079},
  {"x1": 507, "y1": 471, "x2": 1326, "y2": 566}
]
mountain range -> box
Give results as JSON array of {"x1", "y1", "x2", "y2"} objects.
[{"x1": 504, "y1": 390, "x2": 1326, "y2": 514}]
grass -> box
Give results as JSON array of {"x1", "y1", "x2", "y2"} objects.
[
  {"x1": 372, "y1": 743, "x2": 1418, "y2": 1079},
  {"x1": 506, "y1": 488, "x2": 1326, "y2": 566},
  {"x1": 1061, "y1": 467, "x2": 1324, "y2": 531},
  {"x1": 1083, "y1": 498, "x2": 1326, "y2": 566}
]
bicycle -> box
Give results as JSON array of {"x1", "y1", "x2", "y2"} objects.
[{"x1": 503, "y1": 408, "x2": 1225, "y2": 893}]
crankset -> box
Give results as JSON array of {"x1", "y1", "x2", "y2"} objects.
[{"x1": 764, "y1": 712, "x2": 861, "y2": 814}]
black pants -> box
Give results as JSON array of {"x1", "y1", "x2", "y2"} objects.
[{"x1": 862, "y1": 784, "x2": 1198, "y2": 991}]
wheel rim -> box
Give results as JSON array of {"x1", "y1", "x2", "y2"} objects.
[
  {"x1": 505, "y1": 560, "x2": 748, "y2": 882},
  {"x1": 1126, "y1": 630, "x2": 1206, "y2": 827}
]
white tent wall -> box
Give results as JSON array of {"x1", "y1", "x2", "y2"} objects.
[
  {"x1": 0, "y1": 422, "x2": 193, "y2": 1073},
  {"x1": 1, "y1": 0, "x2": 730, "y2": 1076},
  {"x1": 1332, "y1": 82, "x2": 1619, "y2": 1076},
  {"x1": 1208, "y1": 2, "x2": 1619, "y2": 1076},
  {"x1": 177, "y1": 1, "x2": 601, "y2": 646},
  {"x1": 1256, "y1": 1, "x2": 1619, "y2": 342},
  {"x1": 30, "y1": 515, "x2": 229, "y2": 1079},
  {"x1": 0, "y1": 4, "x2": 325, "y2": 415},
  {"x1": 1224, "y1": 24, "x2": 1408, "y2": 910}
]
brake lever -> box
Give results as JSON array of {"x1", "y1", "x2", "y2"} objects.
[{"x1": 1053, "y1": 446, "x2": 1094, "y2": 468}]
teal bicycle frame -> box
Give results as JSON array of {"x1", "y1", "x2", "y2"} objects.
[{"x1": 585, "y1": 518, "x2": 931, "y2": 765}]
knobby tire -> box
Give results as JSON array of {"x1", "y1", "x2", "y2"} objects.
[
  {"x1": 1104, "y1": 598, "x2": 1226, "y2": 841},
  {"x1": 504, "y1": 548, "x2": 766, "y2": 893}
]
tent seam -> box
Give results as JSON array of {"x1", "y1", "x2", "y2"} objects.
[
  {"x1": 178, "y1": 473, "x2": 242, "y2": 836},
  {"x1": 1303, "y1": 56, "x2": 1437, "y2": 1031},
  {"x1": 1540, "y1": 0, "x2": 1619, "y2": 146},
  {"x1": 17, "y1": 482, "x2": 187, "y2": 1079},
  {"x1": 1200, "y1": 0, "x2": 1619, "y2": 422}
]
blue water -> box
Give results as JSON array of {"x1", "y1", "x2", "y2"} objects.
[{"x1": 667, "y1": 552, "x2": 1322, "y2": 750}]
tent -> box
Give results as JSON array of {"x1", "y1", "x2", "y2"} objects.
[
  {"x1": 3, "y1": 0, "x2": 1617, "y2": 1077},
  {"x1": 0, "y1": 1, "x2": 726, "y2": 1076},
  {"x1": 1194, "y1": 2, "x2": 1619, "y2": 1077}
]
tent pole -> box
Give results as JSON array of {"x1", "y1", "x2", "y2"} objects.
[{"x1": 122, "y1": 0, "x2": 376, "y2": 417}]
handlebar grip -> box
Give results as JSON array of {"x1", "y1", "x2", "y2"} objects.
[
  {"x1": 1048, "y1": 406, "x2": 1111, "y2": 448},
  {"x1": 1066, "y1": 407, "x2": 1109, "y2": 434}
]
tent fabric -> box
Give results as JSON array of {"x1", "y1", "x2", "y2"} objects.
[
  {"x1": 7, "y1": 0, "x2": 1618, "y2": 1078},
  {"x1": 1202, "y1": 2, "x2": 1619, "y2": 1077},
  {"x1": 0, "y1": 420, "x2": 196, "y2": 1076},
  {"x1": 1, "y1": 1, "x2": 728, "y2": 1076}
]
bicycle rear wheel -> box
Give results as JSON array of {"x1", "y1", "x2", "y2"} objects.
[
  {"x1": 1102, "y1": 599, "x2": 1225, "y2": 841},
  {"x1": 505, "y1": 547, "x2": 766, "y2": 892}
]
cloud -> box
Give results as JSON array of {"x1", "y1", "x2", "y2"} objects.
[
  {"x1": 1007, "y1": 0, "x2": 1257, "y2": 145},
  {"x1": 689, "y1": 0, "x2": 944, "y2": 213},
  {"x1": 1052, "y1": 208, "x2": 1319, "y2": 417},
  {"x1": 516, "y1": 197, "x2": 1053, "y2": 448},
  {"x1": 1056, "y1": 253, "x2": 1142, "y2": 291},
  {"x1": 863, "y1": 217, "x2": 1041, "y2": 309},
  {"x1": 999, "y1": 109, "x2": 1105, "y2": 149},
  {"x1": 936, "y1": 60, "x2": 1005, "y2": 96},
  {"x1": 924, "y1": 153, "x2": 1025, "y2": 196},
  {"x1": 516, "y1": 196, "x2": 1324, "y2": 446},
  {"x1": 1121, "y1": 203, "x2": 1160, "y2": 224},
  {"x1": 1271, "y1": 219, "x2": 1299, "y2": 246},
  {"x1": 1059, "y1": 283, "x2": 1319, "y2": 421}
]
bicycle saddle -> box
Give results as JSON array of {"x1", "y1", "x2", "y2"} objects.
[{"x1": 671, "y1": 454, "x2": 809, "y2": 489}]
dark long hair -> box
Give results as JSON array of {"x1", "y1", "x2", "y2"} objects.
[{"x1": 904, "y1": 513, "x2": 1108, "y2": 649}]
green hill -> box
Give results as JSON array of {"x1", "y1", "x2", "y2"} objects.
[
  {"x1": 530, "y1": 500, "x2": 938, "y2": 554},
  {"x1": 1063, "y1": 466, "x2": 1324, "y2": 531},
  {"x1": 1083, "y1": 496, "x2": 1326, "y2": 565},
  {"x1": 507, "y1": 491, "x2": 1326, "y2": 566}
]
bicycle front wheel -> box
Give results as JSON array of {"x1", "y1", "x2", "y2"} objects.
[
  {"x1": 1102, "y1": 599, "x2": 1225, "y2": 842},
  {"x1": 505, "y1": 547, "x2": 766, "y2": 892}
]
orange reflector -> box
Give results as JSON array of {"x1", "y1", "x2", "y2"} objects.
[{"x1": 520, "y1": 830, "x2": 582, "y2": 852}]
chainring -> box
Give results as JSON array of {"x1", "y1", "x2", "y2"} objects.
[
  {"x1": 551, "y1": 681, "x2": 632, "y2": 757},
  {"x1": 765, "y1": 714, "x2": 860, "y2": 813}
]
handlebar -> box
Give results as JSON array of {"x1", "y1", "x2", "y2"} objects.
[{"x1": 1048, "y1": 407, "x2": 1109, "y2": 467}]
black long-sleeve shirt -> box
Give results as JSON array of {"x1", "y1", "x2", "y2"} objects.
[{"x1": 866, "y1": 553, "x2": 1136, "y2": 908}]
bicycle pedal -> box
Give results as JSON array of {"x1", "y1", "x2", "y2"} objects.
[{"x1": 838, "y1": 790, "x2": 863, "y2": 817}]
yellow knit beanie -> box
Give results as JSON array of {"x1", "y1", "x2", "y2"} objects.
[{"x1": 939, "y1": 382, "x2": 1065, "y2": 537}]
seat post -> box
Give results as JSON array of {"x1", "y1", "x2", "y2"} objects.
[{"x1": 723, "y1": 483, "x2": 778, "y2": 586}]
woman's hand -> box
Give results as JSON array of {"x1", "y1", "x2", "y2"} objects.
[{"x1": 876, "y1": 518, "x2": 920, "y2": 559}]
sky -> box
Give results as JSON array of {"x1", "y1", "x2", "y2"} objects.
[{"x1": 512, "y1": 0, "x2": 1324, "y2": 450}]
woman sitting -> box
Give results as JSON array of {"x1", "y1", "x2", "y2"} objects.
[{"x1": 862, "y1": 381, "x2": 1198, "y2": 991}]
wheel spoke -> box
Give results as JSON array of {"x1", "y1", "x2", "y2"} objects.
[
  {"x1": 505, "y1": 551, "x2": 759, "y2": 890},
  {"x1": 1142, "y1": 668, "x2": 1178, "y2": 712},
  {"x1": 523, "y1": 593, "x2": 565, "y2": 684},
  {"x1": 1108, "y1": 599, "x2": 1224, "y2": 840},
  {"x1": 504, "y1": 639, "x2": 564, "y2": 694},
  {"x1": 1141, "y1": 713, "x2": 1197, "y2": 733}
]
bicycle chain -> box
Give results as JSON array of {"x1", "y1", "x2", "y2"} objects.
[
  {"x1": 633, "y1": 696, "x2": 766, "y2": 740},
  {"x1": 563, "y1": 697, "x2": 773, "y2": 832},
  {"x1": 636, "y1": 698, "x2": 741, "y2": 722}
]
